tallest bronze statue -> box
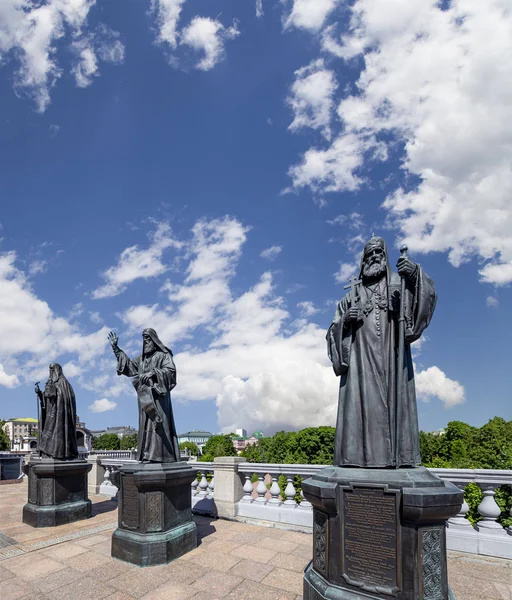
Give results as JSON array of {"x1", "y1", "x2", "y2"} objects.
[
  {"x1": 327, "y1": 235, "x2": 436, "y2": 468},
  {"x1": 303, "y1": 236, "x2": 461, "y2": 600}
]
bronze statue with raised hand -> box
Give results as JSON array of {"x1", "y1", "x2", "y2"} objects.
[{"x1": 108, "y1": 329, "x2": 180, "y2": 463}]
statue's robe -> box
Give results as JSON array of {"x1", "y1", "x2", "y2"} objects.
[
  {"x1": 327, "y1": 267, "x2": 436, "y2": 467},
  {"x1": 115, "y1": 349, "x2": 180, "y2": 463},
  {"x1": 39, "y1": 372, "x2": 78, "y2": 460}
]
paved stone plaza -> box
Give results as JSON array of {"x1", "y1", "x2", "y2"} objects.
[{"x1": 0, "y1": 482, "x2": 510, "y2": 600}]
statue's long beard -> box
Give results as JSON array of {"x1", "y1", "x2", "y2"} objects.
[
  {"x1": 363, "y1": 260, "x2": 386, "y2": 281},
  {"x1": 143, "y1": 341, "x2": 156, "y2": 355}
]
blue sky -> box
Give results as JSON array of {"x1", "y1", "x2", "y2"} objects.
[{"x1": 0, "y1": 0, "x2": 510, "y2": 437}]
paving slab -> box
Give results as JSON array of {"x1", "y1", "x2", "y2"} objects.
[{"x1": 1, "y1": 477, "x2": 510, "y2": 600}]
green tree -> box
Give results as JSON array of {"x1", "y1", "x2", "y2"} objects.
[
  {"x1": 241, "y1": 437, "x2": 272, "y2": 463},
  {"x1": 93, "y1": 433, "x2": 120, "y2": 450},
  {"x1": 120, "y1": 434, "x2": 138, "y2": 450},
  {"x1": 180, "y1": 441, "x2": 199, "y2": 456},
  {"x1": 0, "y1": 420, "x2": 10, "y2": 451},
  {"x1": 199, "y1": 435, "x2": 237, "y2": 462}
]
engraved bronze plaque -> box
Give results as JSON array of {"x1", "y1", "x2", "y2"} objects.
[
  {"x1": 122, "y1": 474, "x2": 139, "y2": 530},
  {"x1": 342, "y1": 486, "x2": 399, "y2": 594}
]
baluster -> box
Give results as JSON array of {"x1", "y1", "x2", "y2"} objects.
[
  {"x1": 191, "y1": 473, "x2": 199, "y2": 496},
  {"x1": 299, "y1": 489, "x2": 312, "y2": 509},
  {"x1": 268, "y1": 475, "x2": 281, "y2": 505},
  {"x1": 242, "y1": 474, "x2": 253, "y2": 501},
  {"x1": 255, "y1": 475, "x2": 267, "y2": 502},
  {"x1": 476, "y1": 484, "x2": 506, "y2": 533},
  {"x1": 208, "y1": 474, "x2": 215, "y2": 497},
  {"x1": 198, "y1": 471, "x2": 209, "y2": 497},
  {"x1": 283, "y1": 475, "x2": 297, "y2": 506},
  {"x1": 448, "y1": 485, "x2": 472, "y2": 527},
  {"x1": 103, "y1": 465, "x2": 112, "y2": 486}
]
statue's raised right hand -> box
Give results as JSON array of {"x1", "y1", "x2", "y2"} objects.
[{"x1": 108, "y1": 331, "x2": 119, "y2": 349}]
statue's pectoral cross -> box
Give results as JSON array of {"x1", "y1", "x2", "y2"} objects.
[{"x1": 344, "y1": 275, "x2": 362, "y2": 306}]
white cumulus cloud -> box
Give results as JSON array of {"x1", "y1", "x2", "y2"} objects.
[
  {"x1": 0, "y1": 363, "x2": 19, "y2": 388},
  {"x1": 0, "y1": 0, "x2": 124, "y2": 112},
  {"x1": 283, "y1": 0, "x2": 340, "y2": 32},
  {"x1": 181, "y1": 16, "x2": 240, "y2": 71},
  {"x1": 287, "y1": 0, "x2": 512, "y2": 286},
  {"x1": 0, "y1": 250, "x2": 109, "y2": 387},
  {"x1": 415, "y1": 366, "x2": 465, "y2": 408},
  {"x1": 287, "y1": 59, "x2": 337, "y2": 139},
  {"x1": 334, "y1": 262, "x2": 358, "y2": 284},
  {"x1": 89, "y1": 398, "x2": 117, "y2": 413},
  {"x1": 92, "y1": 222, "x2": 181, "y2": 299},
  {"x1": 260, "y1": 245, "x2": 282, "y2": 261},
  {"x1": 151, "y1": 0, "x2": 187, "y2": 49}
]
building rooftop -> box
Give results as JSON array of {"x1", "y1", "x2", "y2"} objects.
[
  {"x1": 178, "y1": 430, "x2": 213, "y2": 437},
  {"x1": 7, "y1": 418, "x2": 38, "y2": 423}
]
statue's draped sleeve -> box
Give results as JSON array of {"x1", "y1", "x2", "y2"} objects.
[
  {"x1": 326, "y1": 295, "x2": 351, "y2": 376},
  {"x1": 115, "y1": 348, "x2": 141, "y2": 377},
  {"x1": 403, "y1": 265, "x2": 437, "y2": 343},
  {"x1": 150, "y1": 352, "x2": 177, "y2": 394}
]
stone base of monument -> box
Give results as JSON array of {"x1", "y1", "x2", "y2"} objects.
[
  {"x1": 302, "y1": 467, "x2": 463, "y2": 600},
  {"x1": 22, "y1": 457, "x2": 92, "y2": 527},
  {"x1": 111, "y1": 461, "x2": 197, "y2": 567}
]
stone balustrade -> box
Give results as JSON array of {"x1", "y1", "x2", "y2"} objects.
[{"x1": 93, "y1": 457, "x2": 511, "y2": 559}]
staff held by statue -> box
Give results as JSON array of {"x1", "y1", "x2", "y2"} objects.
[{"x1": 395, "y1": 244, "x2": 408, "y2": 469}]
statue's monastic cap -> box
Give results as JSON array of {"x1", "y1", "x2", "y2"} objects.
[{"x1": 363, "y1": 234, "x2": 385, "y2": 257}]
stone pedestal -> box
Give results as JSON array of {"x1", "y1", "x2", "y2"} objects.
[
  {"x1": 111, "y1": 461, "x2": 197, "y2": 567},
  {"x1": 22, "y1": 457, "x2": 92, "y2": 527},
  {"x1": 302, "y1": 467, "x2": 463, "y2": 600}
]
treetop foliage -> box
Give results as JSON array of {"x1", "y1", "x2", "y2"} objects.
[
  {"x1": 199, "y1": 434, "x2": 237, "y2": 462},
  {"x1": 241, "y1": 426, "x2": 336, "y2": 465},
  {"x1": 92, "y1": 433, "x2": 120, "y2": 451},
  {"x1": 0, "y1": 420, "x2": 10, "y2": 451},
  {"x1": 420, "y1": 417, "x2": 512, "y2": 470}
]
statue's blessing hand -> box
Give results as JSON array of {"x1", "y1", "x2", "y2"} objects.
[{"x1": 108, "y1": 331, "x2": 119, "y2": 348}]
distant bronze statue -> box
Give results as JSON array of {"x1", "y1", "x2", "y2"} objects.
[
  {"x1": 327, "y1": 235, "x2": 436, "y2": 468},
  {"x1": 35, "y1": 363, "x2": 79, "y2": 460},
  {"x1": 108, "y1": 328, "x2": 180, "y2": 463}
]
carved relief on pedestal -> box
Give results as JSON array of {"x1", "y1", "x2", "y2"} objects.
[
  {"x1": 313, "y1": 510, "x2": 328, "y2": 578},
  {"x1": 40, "y1": 478, "x2": 53, "y2": 506},
  {"x1": 146, "y1": 491, "x2": 163, "y2": 532},
  {"x1": 29, "y1": 470, "x2": 38, "y2": 503},
  {"x1": 420, "y1": 527, "x2": 443, "y2": 600}
]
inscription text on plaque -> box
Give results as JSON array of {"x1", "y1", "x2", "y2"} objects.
[
  {"x1": 342, "y1": 486, "x2": 399, "y2": 593},
  {"x1": 122, "y1": 474, "x2": 140, "y2": 530}
]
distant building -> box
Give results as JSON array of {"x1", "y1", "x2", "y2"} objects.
[
  {"x1": 76, "y1": 416, "x2": 92, "y2": 452},
  {"x1": 177, "y1": 430, "x2": 213, "y2": 455},
  {"x1": 430, "y1": 428, "x2": 446, "y2": 436},
  {"x1": 3, "y1": 416, "x2": 93, "y2": 453},
  {"x1": 90, "y1": 425, "x2": 138, "y2": 439},
  {"x1": 2, "y1": 418, "x2": 38, "y2": 452},
  {"x1": 231, "y1": 430, "x2": 265, "y2": 453},
  {"x1": 235, "y1": 428, "x2": 247, "y2": 437}
]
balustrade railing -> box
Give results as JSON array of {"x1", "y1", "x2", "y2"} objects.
[
  {"x1": 91, "y1": 457, "x2": 511, "y2": 559},
  {"x1": 190, "y1": 462, "x2": 215, "y2": 515}
]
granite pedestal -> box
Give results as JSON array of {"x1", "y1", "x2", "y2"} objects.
[
  {"x1": 302, "y1": 467, "x2": 463, "y2": 600},
  {"x1": 22, "y1": 457, "x2": 92, "y2": 527},
  {"x1": 111, "y1": 461, "x2": 197, "y2": 567}
]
